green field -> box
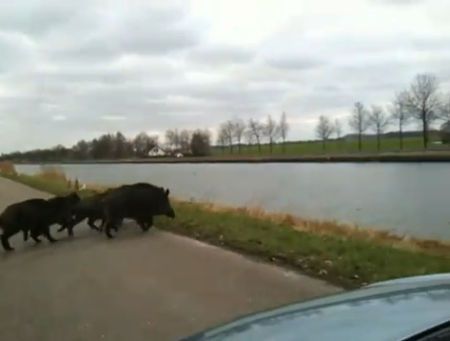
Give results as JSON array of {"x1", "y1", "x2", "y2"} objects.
[{"x1": 212, "y1": 136, "x2": 445, "y2": 156}]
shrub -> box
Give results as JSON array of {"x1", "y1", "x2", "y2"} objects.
[
  {"x1": 38, "y1": 165, "x2": 67, "y2": 182},
  {"x1": 191, "y1": 130, "x2": 211, "y2": 156},
  {"x1": 0, "y1": 161, "x2": 17, "y2": 175}
]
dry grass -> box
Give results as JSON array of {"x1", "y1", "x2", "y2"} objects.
[
  {"x1": 185, "y1": 200, "x2": 450, "y2": 257},
  {"x1": 0, "y1": 161, "x2": 17, "y2": 176},
  {"x1": 38, "y1": 165, "x2": 68, "y2": 182}
]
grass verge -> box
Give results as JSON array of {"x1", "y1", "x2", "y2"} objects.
[
  {"x1": 1, "y1": 172, "x2": 98, "y2": 198},
  {"x1": 2, "y1": 171, "x2": 450, "y2": 289},
  {"x1": 211, "y1": 135, "x2": 444, "y2": 157}
]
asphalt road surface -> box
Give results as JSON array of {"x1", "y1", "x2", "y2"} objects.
[{"x1": 0, "y1": 177, "x2": 340, "y2": 340}]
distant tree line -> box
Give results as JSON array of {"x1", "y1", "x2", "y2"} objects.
[
  {"x1": 1, "y1": 129, "x2": 212, "y2": 162},
  {"x1": 316, "y1": 73, "x2": 450, "y2": 151},
  {"x1": 216, "y1": 112, "x2": 290, "y2": 154}
]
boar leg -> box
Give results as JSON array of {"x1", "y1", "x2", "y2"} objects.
[
  {"x1": 138, "y1": 216, "x2": 153, "y2": 232},
  {"x1": 31, "y1": 230, "x2": 42, "y2": 244},
  {"x1": 105, "y1": 225, "x2": 114, "y2": 238},
  {"x1": 87, "y1": 217, "x2": 101, "y2": 231},
  {"x1": 105, "y1": 221, "x2": 116, "y2": 239},
  {"x1": 23, "y1": 228, "x2": 29, "y2": 241},
  {"x1": 43, "y1": 226, "x2": 57, "y2": 243},
  {"x1": 1, "y1": 228, "x2": 16, "y2": 251},
  {"x1": 136, "y1": 220, "x2": 145, "y2": 231},
  {"x1": 64, "y1": 214, "x2": 86, "y2": 236},
  {"x1": 97, "y1": 219, "x2": 105, "y2": 232},
  {"x1": 60, "y1": 221, "x2": 75, "y2": 237}
]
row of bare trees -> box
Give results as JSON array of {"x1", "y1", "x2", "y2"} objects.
[
  {"x1": 216, "y1": 113, "x2": 289, "y2": 154},
  {"x1": 317, "y1": 102, "x2": 406, "y2": 152},
  {"x1": 317, "y1": 73, "x2": 450, "y2": 151},
  {"x1": 347, "y1": 103, "x2": 391, "y2": 151},
  {"x1": 165, "y1": 129, "x2": 192, "y2": 153}
]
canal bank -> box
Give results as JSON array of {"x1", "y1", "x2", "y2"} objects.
[
  {"x1": 11, "y1": 150, "x2": 450, "y2": 164},
  {"x1": 15, "y1": 162, "x2": 450, "y2": 240},
  {"x1": 2, "y1": 169, "x2": 450, "y2": 289}
]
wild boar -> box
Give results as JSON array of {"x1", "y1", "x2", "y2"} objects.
[
  {"x1": 102, "y1": 183, "x2": 175, "y2": 238},
  {"x1": 0, "y1": 192, "x2": 80, "y2": 251}
]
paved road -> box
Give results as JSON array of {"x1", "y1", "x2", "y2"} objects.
[{"x1": 0, "y1": 177, "x2": 340, "y2": 340}]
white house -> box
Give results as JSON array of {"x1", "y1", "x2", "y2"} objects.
[{"x1": 148, "y1": 145, "x2": 167, "y2": 157}]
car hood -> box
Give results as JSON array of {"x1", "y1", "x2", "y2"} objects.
[{"x1": 184, "y1": 274, "x2": 450, "y2": 341}]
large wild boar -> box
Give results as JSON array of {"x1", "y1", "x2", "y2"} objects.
[
  {"x1": 0, "y1": 192, "x2": 80, "y2": 251},
  {"x1": 102, "y1": 183, "x2": 175, "y2": 238}
]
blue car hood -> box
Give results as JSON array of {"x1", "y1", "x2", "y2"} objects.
[{"x1": 184, "y1": 274, "x2": 450, "y2": 341}]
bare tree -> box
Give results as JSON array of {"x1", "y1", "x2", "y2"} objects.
[
  {"x1": 219, "y1": 121, "x2": 235, "y2": 153},
  {"x1": 334, "y1": 119, "x2": 342, "y2": 139},
  {"x1": 247, "y1": 119, "x2": 264, "y2": 153},
  {"x1": 165, "y1": 129, "x2": 180, "y2": 150},
  {"x1": 348, "y1": 102, "x2": 369, "y2": 152},
  {"x1": 439, "y1": 95, "x2": 450, "y2": 144},
  {"x1": 402, "y1": 73, "x2": 440, "y2": 149},
  {"x1": 438, "y1": 93, "x2": 450, "y2": 122},
  {"x1": 232, "y1": 119, "x2": 246, "y2": 154},
  {"x1": 133, "y1": 132, "x2": 158, "y2": 157},
  {"x1": 369, "y1": 105, "x2": 390, "y2": 152},
  {"x1": 279, "y1": 112, "x2": 289, "y2": 153},
  {"x1": 316, "y1": 115, "x2": 334, "y2": 151},
  {"x1": 179, "y1": 130, "x2": 192, "y2": 153},
  {"x1": 390, "y1": 91, "x2": 411, "y2": 150},
  {"x1": 264, "y1": 115, "x2": 280, "y2": 154},
  {"x1": 216, "y1": 126, "x2": 227, "y2": 153},
  {"x1": 244, "y1": 128, "x2": 254, "y2": 146}
]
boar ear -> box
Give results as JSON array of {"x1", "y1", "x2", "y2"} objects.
[{"x1": 165, "y1": 189, "x2": 170, "y2": 196}]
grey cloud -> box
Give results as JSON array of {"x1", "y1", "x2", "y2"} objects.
[
  {"x1": 284, "y1": 89, "x2": 354, "y2": 114},
  {"x1": 265, "y1": 57, "x2": 325, "y2": 70},
  {"x1": 115, "y1": 7, "x2": 199, "y2": 54},
  {"x1": 44, "y1": 4, "x2": 201, "y2": 63},
  {"x1": 30, "y1": 58, "x2": 181, "y2": 86},
  {"x1": 188, "y1": 45, "x2": 253, "y2": 65},
  {"x1": 411, "y1": 35, "x2": 450, "y2": 52},
  {"x1": 183, "y1": 80, "x2": 287, "y2": 107},
  {"x1": 315, "y1": 85, "x2": 342, "y2": 93},
  {"x1": 55, "y1": 26, "x2": 198, "y2": 62},
  {"x1": 0, "y1": 32, "x2": 36, "y2": 73},
  {"x1": 0, "y1": 0, "x2": 81, "y2": 37},
  {"x1": 266, "y1": 30, "x2": 450, "y2": 65}
]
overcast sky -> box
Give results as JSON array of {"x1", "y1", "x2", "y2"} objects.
[{"x1": 0, "y1": 0, "x2": 449, "y2": 152}]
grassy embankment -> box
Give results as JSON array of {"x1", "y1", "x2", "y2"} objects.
[
  {"x1": 212, "y1": 136, "x2": 446, "y2": 157},
  {"x1": 1, "y1": 162, "x2": 449, "y2": 289}
]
